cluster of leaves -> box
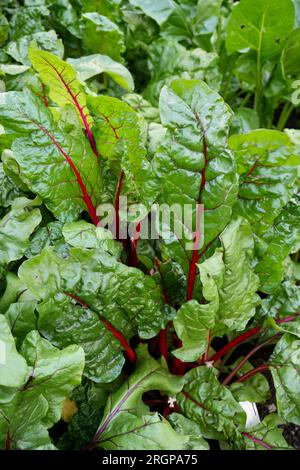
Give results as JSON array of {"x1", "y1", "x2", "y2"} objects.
[{"x1": 0, "y1": 0, "x2": 300, "y2": 451}]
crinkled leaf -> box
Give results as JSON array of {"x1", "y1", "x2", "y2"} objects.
[
  {"x1": 168, "y1": 413, "x2": 209, "y2": 450},
  {"x1": 0, "y1": 393, "x2": 55, "y2": 450},
  {"x1": 145, "y1": 39, "x2": 221, "y2": 104},
  {"x1": 93, "y1": 345, "x2": 186, "y2": 450},
  {"x1": 178, "y1": 366, "x2": 246, "y2": 445},
  {"x1": 0, "y1": 90, "x2": 102, "y2": 223},
  {"x1": 20, "y1": 331, "x2": 85, "y2": 427},
  {"x1": 270, "y1": 334, "x2": 300, "y2": 425},
  {"x1": 28, "y1": 48, "x2": 93, "y2": 129},
  {"x1": 0, "y1": 316, "x2": 28, "y2": 389},
  {"x1": 87, "y1": 94, "x2": 156, "y2": 207},
  {"x1": 0, "y1": 197, "x2": 41, "y2": 269},
  {"x1": 173, "y1": 218, "x2": 260, "y2": 360},
  {"x1": 243, "y1": 414, "x2": 292, "y2": 450},
  {"x1": 18, "y1": 247, "x2": 163, "y2": 382}
]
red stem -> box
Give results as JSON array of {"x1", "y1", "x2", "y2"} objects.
[
  {"x1": 209, "y1": 315, "x2": 298, "y2": 364},
  {"x1": 236, "y1": 364, "x2": 269, "y2": 383},
  {"x1": 186, "y1": 113, "x2": 207, "y2": 301},
  {"x1": 64, "y1": 292, "x2": 136, "y2": 363},
  {"x1": 36, "y1": 123, "x2": 100, "y2": 226},
  {"x1": 242, "y1": 432, "x2": 273, "y2": 450},
  {"x1": 222, "y1": 336, "x2": 277, "y2": 386},
  {"x1": 41, "y1": 56, "x2": 99, "y2": 158},
  {"x1": 5, "y1": 430, "x2": 10, "y2": 450},
  {"x1": 129, "y1": 222, "x2": 140, "y2": 267}
]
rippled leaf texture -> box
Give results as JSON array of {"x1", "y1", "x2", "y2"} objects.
[
  {"x1": 254, "y1": 194, "x2": 300, "y2": 293},
  {"x1": 226, "y1": 0, "x2": 295, "y2": 59},
  {"x1": 168, "y1": 413, "x2": 209, "y2": 450},
  {"x1": 68, "y1": 54, "x2": 134, "y2": 91},
  {"x1": 270, "y1": 334, "x2": 300, "y2": 425},
  {"x1": 19, "y1": 331, "x2": 85, "y2": 427},
  {"x1": 87, "y1": 95, "x2": 156, "y2": 207},
  {"x1": 62, "y1": 221, "x2": 121, "y2": 257},
  {"x1": 18, "y1": 247, "x2": 163, "y2": 382},
  {"x1": 0, "y1": 90, "x2": 102, "y2": 223},
  {"x1": 0, "y1": 315, "x2": 28, "y2": 389},
  {"x1": 243, "y1": 414, "x2": 291, "y2": 450},
  {"x1": 229, "y1": 130, "x2": 299, "y2": 236},
  {"x1": 0, "y1": 324, "x2": 84, "y2": 449},
  {"x1": 25, "y1": 221, "x2": 64, "y2": 258},
  {"x1": 153, "y1": 79, "x2": 238, "y2": 269},
  {"x1": 0, "y1": 197, "x2": 41, "y2": 271},
  {"x1": 0, "y1": 394, "x2": 55, "y2": 450},
  {"x1": 0, "y1": 163, "x2": 23, "y2": 209},
  {"x1": 145, "y1": 39, "x2": 221, "y2": 104},
  {"x1": 173, "y1": 218, "x2": 260, "y2": 361},
  {"x1": 28, "y1": 48, "x2": 96, "y2": 142},
  {"x1": 260, "y1": 281, "x2": 300, "y2": 321},
  {"x1": 178, "y1": 366, "x2": 246, "y2": 445},
  {"x1": 82, "y1": 13, "x2": 125, "y2": 62},
  {"x1": 92, "y1": 345, "x2": 189, "y2": 450},
  {"x1": 229, "y1": 130, "x2": 299, "y2": 292}
]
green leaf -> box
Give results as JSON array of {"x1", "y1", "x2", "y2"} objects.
[
  {"x1": 226, "y1": 0, "x2": 295, "y2": 59},
  {"x1": 0, "y1": 162, "x2": 23, "y2": 209},
  {"x1": 145, "y1": 39, "x2": 221, "y2": 104},
  {"x1": 282, "y1": 28, "x2": 300, "y2": 79},
  {"x1": 254, "y1": 195, "x2": 300, "y2": 293},
  {"x1": 243, "y1": 414, "x2": 292, "y2": 450},
  {"x1": 20, "y1": 331, "x2": 85, "y2": 427},
  {"x1": 87, "y1": 94, "x2": 156, "y2": 207},
  {"x1": 229, "y1": 130, "x2": 300, "y2": 292},
  {"x1": 68, "y1": 54, "x2": 134, "y2": 91},
  {"x1": 168, "y1": 413, "x2": 210, "y2": 450},
  {"x1": 178, "y1": 366, "x2": 246, "y2": 444},
  {"x1": 0, "y1": 14, "x2": 9, "y2": 47},
  {"x1": 229, "y1": 359, "x2": 270, "y2": 404},
  {"x1": 260, "y1": 281, "x2": 300, "y2": 321},
  {"x1": 153, "y1": 79, "x2": 238, "y2": 269},
  {"x1": 0, "y1": 197, "x2": 41, "y2": 270},
  {"x1": 0, "y1": 393, "x2": 55, "y2": 450},
  {"x1": 28, "y1": 48, "x2": 93, "y2": 130},
  {"x1": 82, "y1": 13, "x2": 125, "y2": 62},
  {"x1": 93, "y1": 345, "x2": 187, "y2": 450},
  {"x1": 0, "y1": 90, "x2": 102, "y2": 223},
  {"x1": 0, "y1": 316, "x2": 28, "y2": 389},
  {"x1": 25, "y1": 221, "x2": 64, "y2": 258},
  {"x1": 270, "y1": 334, "x2": 300, "y2": 425},
  {"x1": 62, "y1": 221, "x2": 121, "y2": 257},
  {"x1": 4, "y1": 30, "x2": 64, "y2": 65},
  {"x1": 128, "y1": 0, "x2": 175, "y2": 26},
  {"x1": 18, "y1": 247, "x2": 163, "y2": 382},
  {"x1": 173, "y1": 218, "x2": 260, "y2": 360},
  {"x1": 194, "y1": 0, "x2": 223, "y2": 35},
  {"x1": 5, "y1": 300, "x2": 37, "y2": 346},
  {"x1": 229, "y1": 130, "x2": 299, "y2": 237}
]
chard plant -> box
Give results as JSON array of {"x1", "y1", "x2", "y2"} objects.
[{"x1": 0, "y1": 0, "x2": 299, "y2": 451}]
